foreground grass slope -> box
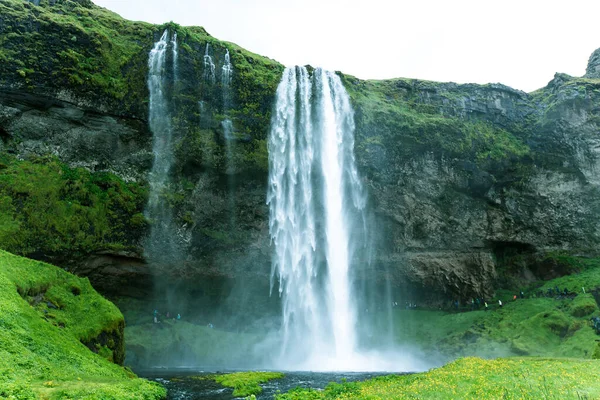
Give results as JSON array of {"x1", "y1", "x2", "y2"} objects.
[
  {"x1": 0, "y1": 250, "x2": 165, "y2": 399},
  {"x1": 277, "y1": 357, "x2": 600, "y2": 399}
]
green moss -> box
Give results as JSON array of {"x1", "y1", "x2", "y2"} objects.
[
  {"x1": 0, "y1": 0, "x2": 155, "y2": 115},
  {"x1": 213, "y1": 371, "x2": 284, "y2": 397},
  {"x1": 569, "y1": 294, "x2": 598, "y2": 317},
  {"x1": 277, "y1": 357, "x2": 600, "y2": 399},
  {"x1": 167, "y1": 26, "x2": 283, "y2": 175},
  {"x1": 0, "y1": 250, "x2": 165, "y2": 399},
  {"x1": 342, "y1": 75, "x2": 530, "y2": 176},
  {"x1": 0, "y1": 153, "x2": 147, "y2": 260}
]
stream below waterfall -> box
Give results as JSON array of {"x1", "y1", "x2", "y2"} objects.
[{"x1": 140, "y1": 369, "x2": 398, "y2": 399}]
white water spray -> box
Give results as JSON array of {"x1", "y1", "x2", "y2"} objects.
[
  {"x1": 267, "y1": 67, "x2": 430, "y2": 372},
  {"x1": 222, "y1": 49, "x2": 233, "y2": 110},
  {"x1": 222, "y1": 49, "x2": 233, "y2": 87},
  {"x1": 171, "y1": 31, "x2": 178, "y2": 81},
  {"x1": 145, "y1": 30, "x2": 179, "y2": 262},
  {"x1": 203, "y1": 43, "x2": 216, "y2": 84},
  {"x1": 268, "y1": 66, "x2": 371, "y2": 370}
]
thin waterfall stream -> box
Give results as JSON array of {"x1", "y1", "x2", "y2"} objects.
[{"x1": 145, "y1": 29, "x2": 180, "y2": 263}]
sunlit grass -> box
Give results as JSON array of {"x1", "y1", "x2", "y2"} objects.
[
  {"x1": 0, "y1": 250, "x2": 165, "y2": 399},
  {"x1": 212, "y1": 371, "x2": 284, "y2": 397},
  {"x1": 277, "y1": 357, "x2": 600, "y2": 399}
]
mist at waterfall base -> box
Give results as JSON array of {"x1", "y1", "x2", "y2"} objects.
[{"x1": 142, "y1": 31, "x2": 432, "y2": 373}]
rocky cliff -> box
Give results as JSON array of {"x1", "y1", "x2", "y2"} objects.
[{"x1": 1, "y1": 0, "x2": 600, "y2": 305}]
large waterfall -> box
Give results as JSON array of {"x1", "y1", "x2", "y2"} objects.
[
  {"x1": 268, "y1": 66, "x2": 369, "y2": 370},
  {"x1": 145, "y1": 30, "x2": 179, "y2": 263}
]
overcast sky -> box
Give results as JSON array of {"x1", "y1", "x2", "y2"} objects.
[{"x1": 92, "y1": 0, "x2": 600, "y2": 92}]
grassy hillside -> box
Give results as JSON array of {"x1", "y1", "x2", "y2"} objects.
[
  {"x1": 363, "y1": 256, "x2": 600, "y2": 361},
  {"x1": 0, "y1": 250, "x2": 165, "y2": 399},
  {"x1": 383, "y1": 296, "x2": 598, "y2": 360}
]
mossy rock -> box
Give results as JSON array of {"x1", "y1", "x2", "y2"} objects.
[
  {"x1": 569, "y1": 294, "x2": 598, "y2": 317},
  {"x1": 0, "y1": 152, "x2": 147, "y2": 261},
  {"x1": 539, "y1": 310, "x2": 572, "y2": 336},
  {"x1": 593, "y1": 342, "x2": 600, "y2": 359}
]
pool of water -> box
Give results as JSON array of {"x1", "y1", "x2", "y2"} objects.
[{"x1": 140, "y1": 369, "x2": 400, "y2": 399}]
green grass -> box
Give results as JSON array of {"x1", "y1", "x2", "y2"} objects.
[
  {"x1": 276, "y1": 357, "x2": 600, "y2": 399},
  {"x1": 538, "y1": 266, "x2": 600, "y2": 295},
  {"x1": 361, "y1": 256, "x2": 600, "y2": 361},
  {"x1": 375, "y1": 294, "x2": 599, "y2": 360},
  {"x1": 213, "y1": 371, "x2": 283, "y2": 397},
  {"x1": 0, "y1": 250, "x2": 165, "y2": 399}
]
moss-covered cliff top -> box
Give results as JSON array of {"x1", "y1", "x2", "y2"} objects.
[
  {"x1": 0, "y1": 0, "x2": 283, "y2": 119},
  {"x1": 0, "y1": 249, "x2": 165, "y2": 398}
]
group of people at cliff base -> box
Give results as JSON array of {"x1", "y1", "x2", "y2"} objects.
[
  {"x1": 452, "y1": 287, "x2": 588, "y2": 313},
  {"x1": 453, "y1": 298, "x2": 487, "y2": 311},
  {"x1": 534, "y1": 286, "x2": 578, "y2": 299},
  {"x1": 153, "y1": 309, "x2": 181, "y2": 324}
]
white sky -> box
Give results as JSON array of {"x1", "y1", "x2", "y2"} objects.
[{"x1": 92, "y1": 0, "x2": 600, "y2": 92}]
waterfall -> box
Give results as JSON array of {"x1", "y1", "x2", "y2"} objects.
[
  {"x1": 267, "y1": 66, "x2": 368, "y2": 370},
  {"x1": 222, "y1": 49, "x2": 233, "y2": 109},
  {"x1": 222, "y1": 49, "x2": 233, "y2": 86},
  {"x1": 144, "y1": 29, "x2": 179, "y2": 263},
  {"x1": 171, "y1": 31, "x2": 178, "y2": 81},
  {"x1": 203, "y1": 43, "x2": 216, "y2": 84}
]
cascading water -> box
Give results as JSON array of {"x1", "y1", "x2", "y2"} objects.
[
  {"x1": 203, "y1": 43, "x2": 216, "y2": 84},
  {"x1": 268, "y1": 66, "x2": 371, "y2": 370},
  {"x1": 222, "y1": 49, "x2": 233, "y2": 108},
  {"x1": 145, "y1": 29, "x2": 179, "y2": 263},
  {"x1": 171, "y1": 31, "x2": 178, "y2": 82},
  {"x1": 222, "y1": 49, "x2": 233, "y2": 86}
]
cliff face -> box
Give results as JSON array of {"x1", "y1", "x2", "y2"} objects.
[
  {"x1": 2, "y1": 0, "x2": 600, "y2": 302},
  {"x1": 346, "y1": 74, "x2": 600, "y2": 299}
]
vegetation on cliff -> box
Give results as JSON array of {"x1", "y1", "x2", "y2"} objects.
[
  {"x1": 341, "y1": 74, "x2": 532, "y2": 183},
  {"x1": 0, "y1": 0, "x2": 283, "y2": 262},
  {"x1": 0, "y1": 250, "x2": 165, "y2": 399},
  {"x1": 0, "y1": 152, "x2": 148, "y2": 261},
  {"x1": 0, "y1": 0, "x2": 155, "y2": 115}
]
